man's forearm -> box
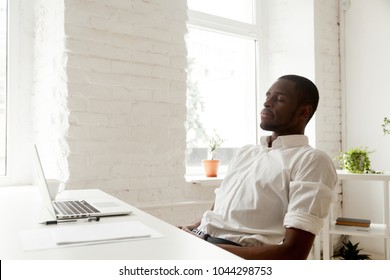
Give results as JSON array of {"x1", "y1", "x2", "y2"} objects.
[
  {"x1": 217, "y1": 243, "x2": 313, "y2": 260},
  {"x1": 217, "y1": 228, "x2": 315, "y2": 260}
]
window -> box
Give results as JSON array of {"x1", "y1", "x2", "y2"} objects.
[
  {"x1": 0, "y1": 0, "x2": 34, "y2": 186},
  {"x1": 186, "y1": 0, "x2": 260, "y2": 174},
  {"x1": 188, "y1": 0, "x2": 255, "y2": 24},
  {"x1": 0, "y1": 0, "x2": 7, "y2": 175}
]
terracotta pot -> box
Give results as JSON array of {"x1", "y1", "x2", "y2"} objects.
[{"x1": 202, "y1": 159, "x2": 220, "y2": 177}]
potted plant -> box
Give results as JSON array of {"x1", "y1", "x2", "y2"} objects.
[
  {"x1": 331, "y1": 240, "x2": 371, "y2": 260},
  {"x1": 202, "y1": 130, "x2": 224, "y2": 177},
  {"x1": 336, "y1": 146, "x2": 373, "y2": 174}
]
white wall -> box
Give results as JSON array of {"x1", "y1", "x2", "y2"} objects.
[
  {"x1": 343, "y1": 0, "x2": 390, "y2": 161},
  {"x1": 260, "y1": 0, "x2": 315, "y2": 84},
  {"x1": 342, "y1": 0, "x2": 390, "y2": 256}
]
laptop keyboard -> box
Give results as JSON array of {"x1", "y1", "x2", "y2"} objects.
[{"x1": 53, "y1": 200, "x2": 100, "y2": 217}]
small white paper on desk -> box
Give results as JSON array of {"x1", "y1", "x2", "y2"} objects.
[
  {"x1": 20, "y1": 220, "x2": 163, "y2": 251},
  {"x1": 54, "y1": 220, "x2": 155, "y2": 245}
]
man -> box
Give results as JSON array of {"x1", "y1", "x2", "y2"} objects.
[{"x1": 180, "y1": 75, "x2": 337, "y2": 260}]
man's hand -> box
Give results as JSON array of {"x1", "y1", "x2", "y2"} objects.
[{"x1": 178, "y1": 225, "x2": 206, "y2": 240}]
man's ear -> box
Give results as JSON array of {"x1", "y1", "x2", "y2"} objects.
[{"x1": 299, "y1": 104, "x2": 313, "y2": 120}]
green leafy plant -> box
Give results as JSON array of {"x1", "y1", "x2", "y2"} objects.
[
  {"x1": 205, "y1": 130, "x2": 224, "y2": 160},
  {"x1": 382, "y1": 117, "x2": 390, "y2": 135},
  {"x1": 331, "y1": 240, "x2": 371, "y2": 260},
  {"x1": 336, "y1": 147, "x2": 374, "y2": 174}
]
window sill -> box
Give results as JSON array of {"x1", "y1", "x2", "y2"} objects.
[
  {"x1": 185, "y1": 165, "x2": 227, "y2": 186},
  {"x1": 185, "y1": 174, "x2": 224, "y2": 187}
]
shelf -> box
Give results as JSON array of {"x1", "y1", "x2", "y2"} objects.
[
  {"x1": 329, "y1": 223, "x2": 389, "y2": 238},
  {"x1": 336, "y1": 170, "x2": 390, "y2": 181},
  {"x1": 322, "y1": 170, "x2": 390, "y2": 260},
  {"x1": 185, "y1": 175, "x2": 224, "y2": 186}
]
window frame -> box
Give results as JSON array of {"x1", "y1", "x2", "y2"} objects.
[
  {"x1": 186, "y1": 3, "x2": 262, "y2": 176},
  {"x1": 0, "y1": 0, "x2": 33, "y2": 186},
  {"x1": 0, "y1": 0, "x2": 7, "y2": 175}
]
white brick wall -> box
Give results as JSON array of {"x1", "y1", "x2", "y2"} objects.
[
  {"x1": 64, "y1": 0, "x2": 188, "y2": 212},
  {"x1": 314, "y1": 0, "x2": 342, "y2": 159},
  {"x1": 313, "y1": 0, "x2": 343, "y2": 232},
  {"x1": 32, "y1": 0, "x2": 341, "y2": 226}
]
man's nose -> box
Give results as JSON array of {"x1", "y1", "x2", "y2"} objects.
[{"x1": 263, "y1": 98, "x2": 272, "y2": 108}]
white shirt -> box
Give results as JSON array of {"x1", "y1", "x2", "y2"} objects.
[{"x1": 198, "y1": 135, "x2": 337, "y2": 246}]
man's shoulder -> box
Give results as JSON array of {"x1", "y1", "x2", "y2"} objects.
[
  {"x1": 296, "y1": 148, "x2": 337, "y2": 178},
  {"x1": 300, "y1": 146, "x2": 333, "y2": 161}
]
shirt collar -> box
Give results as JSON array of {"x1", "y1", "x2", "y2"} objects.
[{"x1": 260, "y1": 135, "x2": 309, "y2": 148}]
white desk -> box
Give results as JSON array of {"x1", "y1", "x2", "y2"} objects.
[{"x1": 0, "y1": 186, "x2": 241, "y2": 260}]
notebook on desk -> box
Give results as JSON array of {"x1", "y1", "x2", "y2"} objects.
[{"x1": 33, "y1": 145, "x2": 132, "y2": 220}]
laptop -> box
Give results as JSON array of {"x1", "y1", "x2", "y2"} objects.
[{"x1": 33, "y1": 145, "x2": 132, "y2": 220}]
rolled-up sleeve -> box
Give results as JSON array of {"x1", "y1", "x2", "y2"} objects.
[{"x1": 284, "y1": 151, "x2": 337, "y2": 235}]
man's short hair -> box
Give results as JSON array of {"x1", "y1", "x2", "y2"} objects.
[{"x1": 278, "y1": 75, "x2": 319, "y2": 120}]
